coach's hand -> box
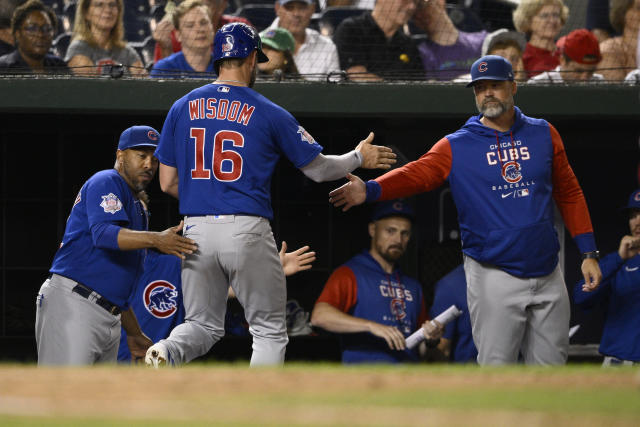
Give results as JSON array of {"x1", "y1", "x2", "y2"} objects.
[
  {"x1": 356, "y1": 132, "x2": 397, "y2": 169},
  {"x1": 329, "y1": 174, "x2": 366, "y2": 212},
  {"x1": 155, "y1": 221, "x2": 198, "y2": 259},
  {"x1": 581, "y1": 258, "x2": 602, "y2": 292},
  {"x1": 127, "y1": 332, "x2": 153, "y2": 360},
  {"x1": 280, "y1": 241, "x2": 316, "y2": 276},
  {"x1": 368, "y1": 321, "x2": 406, "y2": 351}
]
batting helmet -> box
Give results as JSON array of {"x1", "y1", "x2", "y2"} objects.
[{"x1": 213, "y1": 22, "x2": 269, "y2": 71}]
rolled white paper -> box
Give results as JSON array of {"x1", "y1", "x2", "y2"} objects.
[{"x1": 405, "y1": 305, "x2": 462, "y2": 349}]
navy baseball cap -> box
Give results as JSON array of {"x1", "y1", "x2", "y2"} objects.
[
  {"x1": 623, "y1": 189, "x2": 640, "y2": 210},
  {"x1": 118, "y1": 126, "x2": 160, "y2": 151},
  {"x1": 466, "y1": 55, "x2": 514, "y2": 88},
  {"x1": 371, "y1": 199, "x2": 415, "y2": 222}
]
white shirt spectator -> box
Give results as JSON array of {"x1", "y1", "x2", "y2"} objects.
[
  {"x1": 527, "y1": 66, "x2": 604, "y2": 83},
  {"x1": 625, "y1": 69, "x2": 640, "y2": 84},
  {"x1": 269, "y1": 18, "x2": 340, "y2": 80}
]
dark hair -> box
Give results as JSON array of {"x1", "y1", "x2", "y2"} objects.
[
  {"x1": 489, "y1": 40, "x2": 524, "y2": 55},
  {"x1": 11, "y1": 0, "x2": 57, "y2": 36},
  {"x1": 0, "y1": 0, "x2": 25, "y2": 29}
]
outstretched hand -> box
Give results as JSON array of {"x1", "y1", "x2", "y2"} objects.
[
  {"x1": 329, "y1": 173, "x2": 366, "y2": 211},
  {"x1": 279, "y1": 241, "x2": 316, "y2": 276},
  {"x1": 155, "y1": 220, "x2": 198, "y2": 259},
  {"x1": 356, "y1": 132, "x2": 397, "y2": 169}
]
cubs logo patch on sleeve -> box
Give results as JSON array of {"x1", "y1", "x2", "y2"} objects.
[
  {"x1": 297, "y1": 126, "x2": 316, "y2": 144},
  {"x1": 100, "y1": 193, "x2": 123, "y2": 214},
  {"x1": 144, "y1": 280, "x2": 178, "y2": 319}
]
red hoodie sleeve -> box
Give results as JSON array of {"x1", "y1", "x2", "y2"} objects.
[
  {"x1": 315, "y1": 266, "x2": 358, "y2": 313},
  {"x1": 374, "y1": 138, "x2": 452, "y2": 200},
  {"x1": 549, "y1": 123, "x2": 594, "y2": 238}
]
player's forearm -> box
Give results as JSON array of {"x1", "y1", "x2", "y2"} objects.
[
  {"x1": 117, "y1": 228, "x2": 163, "y2": 251},
  {"x1": 121, "y1": 308, "x2": 144, "y2": 336},
  {"x1": 159, "y1": 163, "x2": 180, "y2": 198},
  {"x1": 300, "y1": 152, "x2": 362, "y2": 183},
  {"x1": 311, "y1": 302, "x2": 376, "y2": 333}
]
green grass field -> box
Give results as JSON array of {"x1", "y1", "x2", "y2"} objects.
[{"x1": 0, "y1": 363, "x2": 638, "y2": 426}]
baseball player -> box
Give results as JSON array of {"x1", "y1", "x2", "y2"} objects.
[
  {"x1": 35, "y1": 126, "x2": 197, "y2": 365},
  {"x1": 573, "y1": 189, "x2": 640, "y2": 366},
  {"x1": 118, "y1": 242, "x2": 315, "y2": 362},
  {"x1": 311, "y1": 200, "x2": 443, "y2": 363},
  {"x1": 329, "y1": 55, "x2": 603, "y2": 365},
  {"x1": 146, "y1": 22, "x2": 396, "y2": 367}
]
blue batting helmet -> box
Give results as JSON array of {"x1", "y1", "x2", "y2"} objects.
[{"x1": 213, "y1": 23, "x2": 269, "y2": 70}]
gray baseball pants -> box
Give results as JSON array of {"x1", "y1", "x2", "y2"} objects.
[
  {"x1": 464, "y1": 255, "x2": 569, "y2": 365},
  {"x1": 35, "y1": 274, "x2": 121, "y2": 365},
  {"x1": 159, "y1": 215, "x2": 288, "y2": 366}
]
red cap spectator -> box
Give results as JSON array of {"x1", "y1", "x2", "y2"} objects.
[{"x1": 556, "y1": 29, "x2": 602, "y2": 65}]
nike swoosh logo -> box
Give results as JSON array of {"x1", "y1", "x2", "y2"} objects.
[
  {"x1": 625, "y1": 266, "x2": 639, "y2": 272},
  {"x1": 501, "y1": 192, "x2": 513, "y2": 198},
  {"x1": 185, "y1": 225, "x2": 196, "y2": 231}
]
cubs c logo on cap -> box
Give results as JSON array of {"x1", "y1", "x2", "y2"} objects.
[
  {"x1": 634, "y1": 192, "x2": 640, "y2": 202},
  {"x1": 147, "y1": 130, "x2": 158, "y2": 141},
  {"x1": 478, "y1": 62, "x2": 488, "y2": 72}
]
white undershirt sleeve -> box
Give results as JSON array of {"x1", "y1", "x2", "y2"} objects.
[{"x1": 300, "y1": 150, "x2": 363, "y2": 183}]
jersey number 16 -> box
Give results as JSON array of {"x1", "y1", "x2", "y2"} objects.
[{"x1": 190, "y1": 128, "x2": 244, "y2": 182}]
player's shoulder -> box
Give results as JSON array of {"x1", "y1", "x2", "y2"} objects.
[{"x1": 85, "y1": 169, "x2": 128, "y2": 191}]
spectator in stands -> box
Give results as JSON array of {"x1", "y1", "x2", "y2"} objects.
[
  {"x1": 529, "y1": 29, "x2": 604, "y2": 83},
  {"x1": 430, "y1": 264, "x2": 477, "y2": 363},
  {"x1": 66, "y1": 0, "x2": 145, "y2": 76},
  {"x1": 587, "y1": 0, "x2": 615, "y2": 42},
  {"x1": 573, "y1": 189, "x2": 640, "y2": 366},
  {"x1": 513, "y1": 0, "x2": 569, "y2": 79},
  {"x1": 597, "y1": 0, "x2": 640, "y2": 81},
  {"x1": 333, "y1": 0, "x2": 423, "y2": 81},
  {"x1": 311, "y1": 200, "x2": 443, "y2": 364},
  {"x1": 453, "y1": 29, "x2": 526, "y2": 82},
  {"x1": 258, "y1": 27, "x2": 299, "y2": 78},
  {"x1": 150, "y1": 0, "x2": 215, "y2": 78},
  {"x1": 0, "y1": 0, "x2": 24, "y2": 56},
  {"x1": 412, "y1": 0, "x2": 488, "y2": 81},
  {"x1": 267, "y1": 0, "x2": 339, "y2": 81},
  {"x1": 0, "y1": 0, "x2": 67, "y2": 74},
  {"x1": 152, "y1": 0, "x2": 249, "y2": 63}
]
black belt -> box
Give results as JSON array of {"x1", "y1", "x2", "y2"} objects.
[{"x1": 48, "y1": 274, "x2": 121, "y2": 316}]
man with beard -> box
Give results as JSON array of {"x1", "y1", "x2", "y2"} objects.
[
  {"x1": 35, "y1": 126, "x2": 198, "y2": 365},
  {"x1": 573, "y1": 189, "x2": 640, "y2": 366},
  {"x1": 311, "y1": 200, "x2": 443, "y2": 364},
  {"x1": 146, "y1": 22, "x2": 398, "y2": 368},
  {"x1": 328, "y1": 55, "x2": 603, "y2": 365}
]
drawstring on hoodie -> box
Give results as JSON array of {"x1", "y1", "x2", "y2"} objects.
[{"x1": 494, "y1": 130, "x2": 518, "y2": 178}]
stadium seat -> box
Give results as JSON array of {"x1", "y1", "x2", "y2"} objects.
[
  {"x1": 445, "y1": 4, "x2": 485, "y2": 33},
  {"x1": 62, "y1": 1, "x2": 76, "y2": 32},
  {"x1": 41, "y1": 0, "x2": 65, "y2": 15},
  {"x1": 235, "y1": 4, "x2": 276, "y2": 32},
  {"x1": 318, "y1": 7, "x2": 365, "y2": 37},
  {"x1": 130, "y1": 36, "x2": 156, "y2": 70},
  {"x1": 51, "y1": 31, "x2": 71, "y2": 59},
  {"x1": 125, "y1": 17, "x2": 152, "y2": 42}
]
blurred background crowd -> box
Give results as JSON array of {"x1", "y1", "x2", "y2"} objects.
[{"x1": 0, "y1": 0, "x2": 639, "y2": 83}]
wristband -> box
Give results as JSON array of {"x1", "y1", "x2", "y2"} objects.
[{"x1": 582, "y1": 250, "x2": 600, "y2": 260}]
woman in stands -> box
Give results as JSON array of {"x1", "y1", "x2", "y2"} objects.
[
  {"x1": 66, "y1": 0, "x2": 145, "y2": 75},
  {"x1": 513, "y1": 0, "x2": 568, "y2": 78},
  {"x1": 598, "y1": 0, "x2": 640, "y2": 81}
]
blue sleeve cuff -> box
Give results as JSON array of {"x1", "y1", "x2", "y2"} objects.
[
  {"x1": 91, "y1": 223, "x2": 121, "y2": 250},
  {"x1": 573, "y1": 232, "x2": 597, "y2": 254},
  {"x1": 365, "y1": 180, "x2": 382, "y2": 203}
]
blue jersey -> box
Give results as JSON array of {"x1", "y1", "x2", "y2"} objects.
[
  {"x1": 430, "y1": 265, "x2": 477, "y2": 363},
  {"x1": 50, "y1": 169, "x2": 147, "y2": 308},
  {"x1": 118, "y1": 251, "x2": 184, "y2": 362},
  {"x1": 155, "y1": 83, "x2": 323, "y2": 219},
  {"x1": 574, "y1": 252, "x2": 640, "y2": 362},
  {"x1": 150, "y1": 51, "x2": 216, "y2": 78},
  {"x1": 317, "y1": 251, "x2": 428, "y2": 364}
]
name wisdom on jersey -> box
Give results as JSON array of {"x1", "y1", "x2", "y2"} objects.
[{"x1": 188, "y1": 97, "x2": 255, "y2": 126}]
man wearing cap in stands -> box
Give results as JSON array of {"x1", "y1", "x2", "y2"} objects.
[
  {"x1": 573, "y1": 189, "x2": 640, "y2": 366},
  {"x1": 311, "y1": 199, "x2": 443, "y2": 364},
  {"x1": 329, "y1": 55, "x2": 602, "y2": 365},
  {"x1": 267, "y1": 0, "x2": 339, "y2": 80},
  {"x1": 528, "y1": 29, "x2": 604, "y2": 83}
]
